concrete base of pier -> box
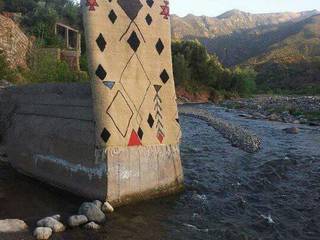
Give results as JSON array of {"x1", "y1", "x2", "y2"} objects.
[{"x1": 0, "y1": 83, "x2": 183, "y2": 204}]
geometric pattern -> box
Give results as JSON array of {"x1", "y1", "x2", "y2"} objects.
[
  {"x1": 103, "y1": 81, "x2": 115, "y2": 90},
  {"x1": 96, "y1": 64, "x2": 107, "y2": 80},
  {"x1": 117, "y1": 0, "x2": 143, "y2": 21},
  {"x1": 145, "y1": 14, "x2": 153, "y2": 25},
  {"x1": 147, "y1": 114, "x2": 154, "y2": 128},
  {"x1": 84, "y1": 0, "x2": 181, "y2": 147},
  {"x1": 160, "y1": 69, "x2": 169, "y2": 84},
  {"x1": 120, "y1": 54, "x2": 151, "y2": 123},
  {"x1": 128, "y1": 130, "x2": 142, "y2": 146},
  {"x1": 108, "y1": 10, "x2": 118, "y2": 24},
  {"x1": 106, "y1": 91, "x2": 133, "y2": 137},
  {"x1": 101, "y1": 128, "x2": 111, "y2": 143},
  {"x1": 86, "y1": 0, "x2": 99, "y2": 11},
  {"x1": 146, "y1": 0, "x2": 154, "y2": 8},
  {"x1": 156, "y1": 38, "x2": 164, "y2": 55},
  {"x1": 96, "y1": 33, "x2": 106, "y2": 52},
  {"x1": 127, "y1": 31, "x2": 141, "y2": 52},
  {"x1": 160, "y1": 0, "x2": 170, "y2": 20}
]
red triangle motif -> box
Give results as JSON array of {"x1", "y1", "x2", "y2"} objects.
[{"x1": 128, "y1": 130, "x2": 142, "y2": 146}]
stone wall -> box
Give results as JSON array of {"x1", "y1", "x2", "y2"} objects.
[{"x1": 0, "y1": 14, "x2": 30, "y2": 68}]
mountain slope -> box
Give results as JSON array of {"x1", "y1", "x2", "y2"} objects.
[
  {"x1": 171, "y1": 9, "x2": 319, "y2": 39},
  {"x1": 245, "y1": 15, "x2": 320, "y2": 91},
  {"x1": 171, "y1": 9, "x2": 320, "y2": 66}
]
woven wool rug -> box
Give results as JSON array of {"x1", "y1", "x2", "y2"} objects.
[
  {"x1": 83, "y1": 0, "x2": 181, "y2": 148},
  {"x1": 82, "y1": 0, "x2": 183, "y2": 204}
]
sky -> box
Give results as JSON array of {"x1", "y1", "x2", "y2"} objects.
[
  {"x1": 170, "y1": 0, "x2": 320, "y2": 17},
  {"x1": 78, "y1": 0, "x2": 320, "y2": 17}
]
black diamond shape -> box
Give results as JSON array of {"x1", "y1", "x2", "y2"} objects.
[
  {"x1": 96, "y1": 33, "x2": 106, "y2": 52},
  {"x1": 146, "y1": 0, "x2": 154, "y2": 7},
  {"x1": 147, "y1": 114, "x2": 154, "y2": 128},
  {"x1": 127, "y1": 31, "x2": 140, "y2": 52},
  {"x1": 101, "y1": 128, "x2": 111, "y2": 143},
  {"x1": 138, "y1": 127, "x2": 144, "y2": 140},
  {"x1": 108, "y1": 10, "x2": 117, "y2": 24},
  {"x1": 156, "y1": 38, "x2": 164, "y2": 55},
  {"x1": 96, "y1": 64, "x2": 107, "y2": 80},
  {"x1": 117, "y1": 0, "x2": 143, "y2": 21},
  {"x1": 145, "y1": 14, "x2": 153, "y2": 25},
  {"x1": 160, "y1": 69, "x2": 169, "y2": 84}
]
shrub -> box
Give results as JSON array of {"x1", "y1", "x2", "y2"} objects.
[{"x1": 23, "y1": 53, "x2": 88, "y2": 83}]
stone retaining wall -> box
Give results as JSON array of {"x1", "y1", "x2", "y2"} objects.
[{"x1": 0, "y1": 14, "x2": 30, "y2": 68}]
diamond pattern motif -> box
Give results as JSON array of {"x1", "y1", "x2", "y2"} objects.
[
  {"x1": 101, "y1": 128, "x2": 111, "y2": 143},
  {"x1": 107, "y1": 91, "x2": 133, "y2": 137},
  {"x1": 146, "y1": 0, "x2": 154, "y2": 8},
  {"x1": 160, "y1": 69, "x2": 169, "y2": 84},
  {"x1": 138, "y1": 127, "x2": 144, "y2": 140},
  {"x1": 127, "y1": 31, "x2": 140, "y2": 52},
  {"x1": 96, "y1": 33, "x2": 106, "y2": 52},
  {"x1": 96, "y1": 64, "x2": 107, "y2": 80},
  {"x1": 145, "y1": 14, "x2": 153, "y2": 25},
  {"x1": 148, "y1": 114, "x2": 154, "y2": 128},
  {"x1": 156, "y1": 38, "x2": 164, "y2": 55},
  {"x1": 117, "y1": 0, "x2": 143, "y2": 21},
  {"x1": 108, "y1": 10, "x2": 117, "y2": 24}
]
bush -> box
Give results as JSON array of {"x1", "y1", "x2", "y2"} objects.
[
  {"x1": 172, "y1": 40, "x2": 257, "y2": 98},
  {"x1": 0, "y1": 52, "x2": 17, "y2": 81},
  {"x1": 23, "y1": 53, "x2": 88, "y2": 83}
]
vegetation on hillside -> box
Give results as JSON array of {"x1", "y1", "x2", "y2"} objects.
[
  {"x1": 0, "y1": 0, "x2": 81, "y2": 47},
  {"x1": 172, "y1": 40, "x2": 257, "y2": 98},
  {"x1": 173, "y1": 11, "x2": 320, "y2": 95},
  {"x1": 0, "y1": 1, "x2": 318, "y2": 96}
]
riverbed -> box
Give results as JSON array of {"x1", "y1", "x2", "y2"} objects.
[{"x1": 1, "y1": 104, "x2": 320, "y2": 240}]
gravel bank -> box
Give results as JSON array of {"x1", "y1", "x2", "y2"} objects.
[
  {"x1": 222, "y1": 95, "x2": 320, "y2": 126},
  {"x1": 179, "y1": 106, "x2": 261, "y2": 153}
]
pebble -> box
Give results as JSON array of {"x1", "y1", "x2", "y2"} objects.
[
  {"x1": 78, "y1": 202, "x2": 106, "y2": 223},
  {"x1": 33, "y1": 227, "x2": 52, "y2": 240},
  {"x1": 102, "y1": 201, "x2": 114, "y2": 213},
  {"x1": 68, "y1": 215, "x2": 88, "y2": 227},
  {"x1": 0, "y1": 219, "x2": 28, "y2": 233},
  {"x1": 37, "y1": 217, "x2": 65, "y2": 232},
  {"x1": 84, "y1": 221, "x2": 101, "y2": 230}
]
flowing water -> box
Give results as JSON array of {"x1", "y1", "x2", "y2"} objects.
[{"x1": 1, "y1": 104, "x2": 320, "y2": 240}]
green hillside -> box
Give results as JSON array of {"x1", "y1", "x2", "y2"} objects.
[{"x1": 245, "y1": 15, "x2": 320, "y2": 93}]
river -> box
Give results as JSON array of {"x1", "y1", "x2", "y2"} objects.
[{"x1": 1, "y1": 104, "x2": 320, "y2": 240}]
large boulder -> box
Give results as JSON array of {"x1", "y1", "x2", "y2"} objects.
[
  {"x1": 68, "y1": 215, "x2": 88, "y2": 228},
  {"x1": 33, "y1": 227, "x2": 52, "y2": 240},
  {"x1": 37, "y1": 217, "x2": 65, "y2": 232},
  {"x1": 78, "y1": 202, "x2": 106, "y2": 223},
  {"x1": 0, "y1": 219, "x2": 28, "y2": 233}
]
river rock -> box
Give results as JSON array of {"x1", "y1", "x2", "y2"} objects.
[
  {"x1": 92, "y1": 200, "x2": 103, "y2": 209},
  {"x1": 37, "y1": 217, "x2": 65, "y2": 232},
  {"x1": 0, "y1": 219, "x2": 28, "y2": 233},
  {"x1": 50, "y1": 214, "x2": 61, "y2": 221},
  {"x1": 284, "y1": 127, "x2": 299, "y2": 134},
  {"x1": 33, "y1": 227, "x2": 52, "y2": 240},
  {"x1": 268, "y1": 113, "x2": 281, "y2": 121},
  {"x1": 78, "y1": 202, "x2": 106, "y2": 223},
  {"x1": 68, "y1": 215, "x2": 88, "y2": 227},
  {"x1": 102, "y1": 201, "x2": 114, "y2": 213},
  {"x1": 84, "y1": 221, "x2": 101, "y2": 230}
]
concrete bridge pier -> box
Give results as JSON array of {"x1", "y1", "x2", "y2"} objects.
[{"x1": 2, "y1": 0, "x2": 184, "y2": 205}]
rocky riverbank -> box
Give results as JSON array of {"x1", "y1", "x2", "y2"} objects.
[
  {"x1": 222, "y1": 95, "x2": 320, "y2": 126},
  {"x1": 179, "y1": 106, "x2": 261, "y2": 153}
]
